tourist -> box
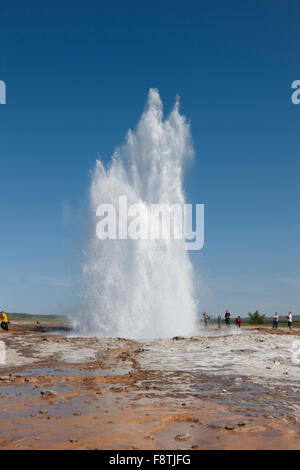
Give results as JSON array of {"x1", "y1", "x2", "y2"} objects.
[
  {"x1": 0, "y1": 311, "x2": 8, "y2": 331},
  {"x1": 225, "y1": 310, "x2": 231, "y2": 328},
  {"x1": 272, "y1": 312, "x2": 279, "y2": 329},
  {"x1": 217, "y1": 315, "x2": 222, "y2": 329},
  {"x1": 287, "y1": 312, "x2": 292, "y2": 330},
  {"x1": 235, "y1": 316, "x2": 242, "y2": 328},
  {"x1": 203, "y1": 312, "x2": 210, "y2": 328}
]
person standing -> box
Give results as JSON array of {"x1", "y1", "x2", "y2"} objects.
[
  {"x1": 203, "y1": 312, "x2": 210, "y2": 328},
  {"x1": 0, "y1": 311, "x2": 8, "y2": 331},
  {"x1": 217, "y1": 315, "x2": 222, "y2": 329},
  {"x1": 272, "y1": 312, "x2": 279, "y2": 329},
  {"x1": 225, "y1": 310, "x2": 231, "y2": 328},
  {"x1": 287, "y1": 312, "x2": 292, "y2": 330},
  {"x1": 235, "y1": 316, "x2": 242, "y2": 328}
]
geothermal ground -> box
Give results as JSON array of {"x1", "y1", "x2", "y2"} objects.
[{"x1": 0, "y1": 322, "x2": 299, "y2": 450}]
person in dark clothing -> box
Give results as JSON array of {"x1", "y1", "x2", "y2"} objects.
[{"x1": 225, "y1": 310, "x2": 231, "y2": 328}]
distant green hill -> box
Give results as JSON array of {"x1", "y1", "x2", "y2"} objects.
[{"x1": 7, "y1": 312, "x2": 68, "y2": 321}]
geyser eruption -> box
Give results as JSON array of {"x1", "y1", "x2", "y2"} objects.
[{"x1": 81, "y1": 89, "x2": 197, "y2": 338}]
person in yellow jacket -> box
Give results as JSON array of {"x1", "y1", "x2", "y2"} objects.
[{"x1": 1, "y1": 311, "x2": 8, "y2": 331}]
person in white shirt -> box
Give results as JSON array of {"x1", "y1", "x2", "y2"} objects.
[
  {"x1": 273, "y1": 312, "x2": 279, "y2": 329},
  {"x1": 287, "y1": 312, "x2": 292, "y2": 330}
]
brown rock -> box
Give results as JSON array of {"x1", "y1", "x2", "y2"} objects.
[
  {"x1": 225, "y1": 424, "x2": 235, "y2": 430},
  {"x1": 40, "y1": 390, "x2": 58, "y2": 397}
]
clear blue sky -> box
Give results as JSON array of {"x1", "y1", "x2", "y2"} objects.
[{"x1": 0, "y1": 0, "x2": 299, "y2": 317}]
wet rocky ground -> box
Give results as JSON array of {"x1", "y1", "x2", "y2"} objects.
[{"x1": 0, "y1": 323, "x2": 299, "y2": 449}]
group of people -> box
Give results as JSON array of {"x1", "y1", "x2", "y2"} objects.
[
  {"x1": 203, "y1": 311, "x2": 241, "y2": 329},
  {"x1": 219, "y1": 311, "x2": 242, "y2": 328},
  {"x1": 272, "y1": 311, "x2": 293, "y2": 330},
  {"x1": 202, "y1": 311, "x2": 294, "y2": 330}
]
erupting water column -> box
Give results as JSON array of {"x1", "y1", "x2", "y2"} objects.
[{"x1": 80, "y1": 89, "x2": 197, "y2": 339}]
